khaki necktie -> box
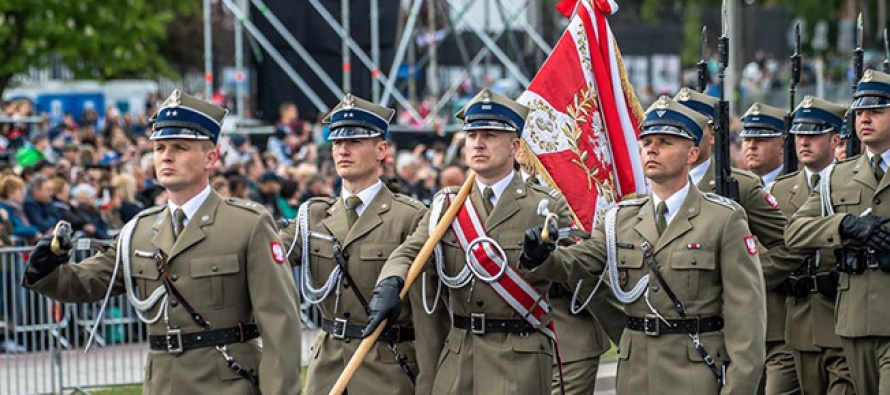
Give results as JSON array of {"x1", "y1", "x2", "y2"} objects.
[
  {"x1": 655, "y1": 201, "x2": 668, "y2": 236},
  {"x1": 345, "y1": 196, "x2": 362, "y2": 229},
  {"x1": 482, "y1": 187, "x2": 495, "y2": 218},
  {"x1": 810, "y1": 174, "x2": 821, "y2": 192},
  {"x1": 874, "y1": 155, "x2": 885, "y2": 182},
  {"x1": 173, "y1": 208, "x2": 187, "y2": 239}
]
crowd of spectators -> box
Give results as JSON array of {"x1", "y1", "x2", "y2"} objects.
[{"x1": 0, "y1": 93, "x2": 473, "y2": 248}]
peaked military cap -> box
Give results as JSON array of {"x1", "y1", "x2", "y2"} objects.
[
  {"x1": 640, "y1": 96, "x2": 709, "y2": 145},
  {"x1": 739, "y1": 102, "x2": 786, "y2": 138},
  {"x1": 851, "y1": 69, "x2": 890, "y2": 110},
  {"x1": 673, "y1": 87, "x2": 719, "y2": 120},
  {"x1": 323, "y1": 93, "x2": 395, "y2": 140},
  {"x1": 455, "y1": 88, "x2": 529, "y2": 134},
  {"x1": 150, "y1": 89, "x2": 228, "y2": 144},
  {"x1": 791, "y1": 95, "x2": 847, "y2": 135}
]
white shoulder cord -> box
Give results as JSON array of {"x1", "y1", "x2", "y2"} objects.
[
  {"x1": 422, "y1": 193, "x2": 447, "y2": 314},
  {"x1": 121, "y1": 217, "x2": 167, "y2": 324},
  {"x1": 294, "y1": 202, "x2": 341, "y2": 305},
  {"x1": 605, "y1": 206, "x2": 649, "y2": 304},
  {"x1": 431, "y1": 193, "x2": 472, "y2": 289},
  {"x1": 569, "y1": 275, "x2": 605, "y2": 314}
]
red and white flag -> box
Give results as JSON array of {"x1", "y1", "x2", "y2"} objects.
[{"x1": 517, "y1": 0, "x2": 645, "y2": 232}]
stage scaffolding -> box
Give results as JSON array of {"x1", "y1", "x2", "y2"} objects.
[{"x1": 209, "y1": 0, "x2": 555, "y2": 126}]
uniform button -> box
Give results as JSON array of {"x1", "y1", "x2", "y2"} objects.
[
  {"x1": 840, "y1": 198, "x2": 846, "y2": 202},
  {"x1": 343, "y1": 312, "x2": 351, "y2": 318},
  {"x1": 539, "y1": 345, "x2": 545, "y2": 351},
  {"x1": 313, "y1": 247, "x2": 319, "y2": 253},
  {"x1": 170, "y1": 299, "x2": 179, "y2": 307},
  {"x1": 171, "y1": 274, "x2": 178, "y2": 281},
  {"x1": 343, "y1": 253, "x2": 350, "y2": 259},
  {"x1": 476, "y1": 301, "x2": 484, "y2": 307},
  {"x1": 691, "y1": 260, "x2": 697, "y2": 266},
  {"x1": 828, "y1": 237, "x2": 834, "y2": 243},
  {"x1": 651, "y1": 286, "x2": 659, "y2": 292},
  {"x1": 517, "y1": 240, "x2": 523, "y2": 246},
  {"x1": 343, "y1": 281, "x2": 350, "y2": 289},
  {"x1": 138, "y1": 268, "x2": 144, "y2": 274},
  {"x1": 211, "y1": 265, "x2": 218, "y2": 272},
  {"x1": 377, "y1": 251, "x2": 384, "y2": 257},
  {"x1": 876, "y1": 198, "x2": 882, "y2": 205}
]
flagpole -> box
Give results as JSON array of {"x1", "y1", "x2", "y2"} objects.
[{"x1": 328, "y1": 172, "x2": 477, "y2": 395}]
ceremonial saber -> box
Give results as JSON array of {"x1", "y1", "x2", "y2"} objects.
[{"x1": 329, "y1": 172, "x2": 477, "y2": 395}]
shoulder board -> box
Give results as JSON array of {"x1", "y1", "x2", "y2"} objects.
[
  {"x1": 527, "y1": 182, "x2": 561, "y2": 198},
  {"x1": 730, "y1": 168, "x2": 759, "y2": 182},
  {"x1": 304, "y1": 196, "x2": 336, "y2": 207},
  {"x1": 618, "y1": 197, "x2": 649, "y2": 206},
  {"x1": 224, "y1": 197, "x2": 265, "y2": 214},
  {"x1": 135, "y1": 205, "x2": 165, "y2": 218},
  {"x1": 435, "y1": 186, "x2": 461, "y2": 197},
  {"x1": 392, "y1": 193, "x2": 425, "y2": 209},
  {"x1": 840, "y1": 154, "x2": 862, "y2": 164},
  {"x1": 773, "y1": 171, "x2": 800, "y2": 183},
  {"x1": 702, "y1": 192, "x2": 740, "y2": 210}
]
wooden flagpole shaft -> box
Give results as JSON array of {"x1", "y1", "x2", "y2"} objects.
[{"x1": 328, "y1": 172, "x2": 477, "y2": 395}]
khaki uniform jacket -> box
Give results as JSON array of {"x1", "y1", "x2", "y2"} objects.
[
  {"x1": 25, "y1": 192, "x2": 302, "y2": 395},
  {"x1": 536, "y1": 186, "x2": 767, "y2": 395},
  {"x1": 279, "y1": 186, "x2": 448, "y2": 395},
  {"x1": 549, "y1": 282, "x2": 612, "y2": 364},
  {"x1": 378, "y1": 174, "x2": 573, "y2": 395},
  {"x1": 697, "y1": 161, "x2": 792, "y2": 342},
  {"x1": 786, "y1": 154, "x2": 890, "y2": 338},
  {"x1": 770, "y1": 171, "x2": 842, "y2": 350}
]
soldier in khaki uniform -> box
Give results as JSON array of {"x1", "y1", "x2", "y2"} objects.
[
  {"x1": 524, "y1": 96, "x2": 767, "y2": 394},
  {"x1": 785, "y1": 69, "x2": 890, "y2": 395},
  {"x1": 738, "y1": 102, "x2": 801, "y2": 395},
  {"x1": 278, "y1": 94, "x2": 448, "y2": 394},
  {"x1": 23, "y1": 91, "x2": 302, "y2": 395},
  {"x1": 769, "y1": 96, "x2": 855, "y2": 394},
  {"x1": 364, "y1": 88, "x2": 573, "y2": 394},
  {"x1": 673, "y1": 88, "x2": 789, "y2": 253}
]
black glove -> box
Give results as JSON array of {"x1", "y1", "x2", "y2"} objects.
[
  {"x1": 520, "y1": 220, "x2": 559, "y2": 269},
  {"x1": 26, "y1": 231, "x2": 73, "y2": 282},
  {"x1": 839, "y1": 214, "x2": 890, "y2": 252},
  {"x1": 361, "y1": 276, "x2": 404, "y2": 338}
]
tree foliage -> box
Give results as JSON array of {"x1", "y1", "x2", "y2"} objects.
[{"x1": 0, "y1": 0, "x2": 199, "y2": 94}]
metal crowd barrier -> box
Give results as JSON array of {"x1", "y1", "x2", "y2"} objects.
[{"x1": 1, "y1": 241, "x2": 320, "y2": 395}]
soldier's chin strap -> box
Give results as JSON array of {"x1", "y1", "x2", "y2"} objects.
[{"x1": 641, "y1": 241, "x2": 726, "y2": 389}]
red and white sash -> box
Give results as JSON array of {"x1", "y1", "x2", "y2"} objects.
[{"x1": 447, "y1": 193, "x2": 557, "y2": 340}]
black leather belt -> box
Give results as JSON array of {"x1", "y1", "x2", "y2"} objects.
[
  {"x1": 321, "y1": 318, "x2": 415, "y2": 343},
  {"x1": 453, "y1": 314, "x2": 538, "y2": 335},
  {"x1": 784, "y1": 271, "x2": 839, "y2": 298},
  {"x1": 626, "y1": 315, "x2": 724, "y2": 336},
  {"x1": 148, "y1": 323, "x2": 259, "y2": 354}
]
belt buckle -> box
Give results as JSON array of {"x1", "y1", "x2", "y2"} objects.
[
  {"x1": 470, "y1": 313, "x2": 486, "y2": 335},
  {"x1": 867, "y1": 251, "x2": 880, "y2": 269},
  {"x1": 808, "y1": 276, "x2": 820, "y2": 294},
  {"x1": 332, "y1": 317, "x2": 349, "y2": 340},
  {"x1": 643, "y1": 315, "x2": 660, "y2": 337},
  {"x1": 166, "y1": 328, "x2": 183, "y2": 354}
]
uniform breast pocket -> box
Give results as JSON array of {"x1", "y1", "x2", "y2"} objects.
[
  {"x1": 495, "y1": 230, "x2": 525, "y2": 266},
  {"x1": 831, "y1": 189, "x2": 861, "y2": 211},
  {"x1": 670, "y1": 249, "x2": 717, "y2": 301},
  {"x1": 190, "y1": 254, "x2": 241, "y2": 309},
  {"x1": 306, "y1": 239, "x2": 336, "y2": 286},
  {"x1": 359, "y1": 243, "x2": 398, "y2": 288},
  {"x1": 129, "y1": 256, "x2": 160, "y2": 295},
  {"x1": 616, "y1": 247, "x2": 644, "y2": 290}
]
